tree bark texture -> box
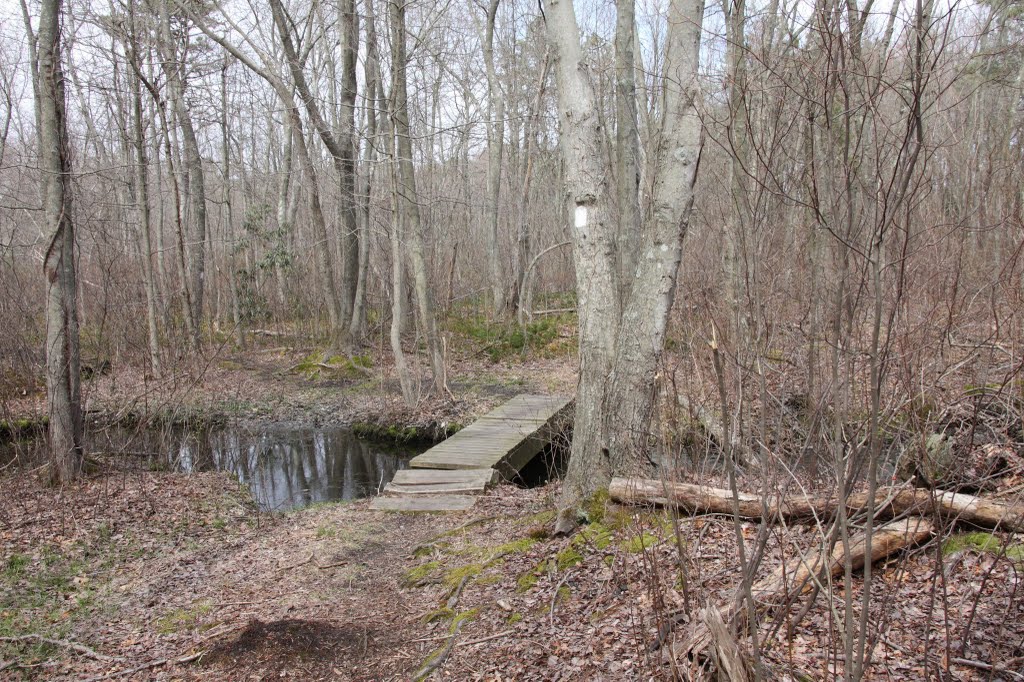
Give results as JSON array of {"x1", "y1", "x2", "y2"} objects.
[
  {"x1": 546, "y1": 0, "x2": 704, "y2": 529},
  {"x1": 389, "y1": 0, "x2": 446, "y2": 395},
  {"x1": 609, "y1": 477, "x2": 1024, "y2": 533},
  {"x1": 37, "y1": 0, "x2": 83, "y2": 484}
]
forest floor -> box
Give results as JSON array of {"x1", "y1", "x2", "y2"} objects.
[
  {"x1": 4, "y1": 459, "x2": 1024, "y2": 681},
  {"x1": 3, "y1": 339, "x2": 1024, "y2": 680}
]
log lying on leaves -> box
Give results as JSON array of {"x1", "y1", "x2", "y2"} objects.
[
  {"x1": 748, "y1": 515, "x2": 935, "y2": 610},
  {"x1": 674, "y1": 517, "x2": 935, "y2": 679},
  {"x1": 609, "y1": 477, "x2": 1024, "y2": 533}
]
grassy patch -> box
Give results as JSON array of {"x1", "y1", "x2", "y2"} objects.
[
  {"x1": 316, "y1": 525, "x2": 337, "y2": 539},
  {"x1": 446, "y1": 314, "x2": 570, "y2": 362},
  {"x1": 291, "y1": 351, "x2": 373, "y2": 380},
  {"x1": 155, "y1": 601, "x2": 213, "y2": 634},
  {"x1": 4, "y1": 554, "x2": 28, "y2": 579}
]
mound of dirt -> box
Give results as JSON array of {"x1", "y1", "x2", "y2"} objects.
[{"x1": 203, "y1": 618, "x2": 381, "y2": 679}]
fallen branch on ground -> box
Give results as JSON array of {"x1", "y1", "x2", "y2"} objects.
[
  {"x1": 79, "y1": 650, "x2": 206, "y2": 682},
  {"x1": 446, "y1": 575, "x2": 471, "y2": 610},
  {"x1": 610, "y1": 478, "x2": 1024, "y2": 532},
  {"x1": 0, "y1": 634, "x2": 122, "y2": 663},
  {"x1": 412, "y1": 619, "x2": 464, "y2": 682},
  {"x1": 673, "y1": 516, "x2": 934, "y2": 679}
]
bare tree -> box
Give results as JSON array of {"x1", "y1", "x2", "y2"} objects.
[
  {"x1": 546, "y1": 0, "x2": 705, "y2": 531},
  {"x1": 35, "y1": 0, "x2": 83, "y2": 483}
]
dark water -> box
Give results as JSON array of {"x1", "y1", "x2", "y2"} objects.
[
  {"x1": 4, "y1": 424, "x2": 425, "y2": 512},
  {"x1": 172, "y1": 426, "x2": 425, "y2": 511}
]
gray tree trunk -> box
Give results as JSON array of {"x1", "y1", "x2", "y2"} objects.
[
  {"x1": 126, "y1": 4, "x2": 162, "y2": 377},
  {"x1": 546, "y1": 0, "x2": 705, "y2": 532},
  {"x1": 221, "y1": 60, "x2": 244, "y2": 348},
  {"x1": 389, "y1": 0, "x2": 446, "y2": 396},
  {"x1": 269, "y1": 0, "x2": 360, "y2": 349},
  {"x1": 483, "y1": 0, "x2": 505, "y2": 316},
  {"x1": 36, "y1": 0, "x2": 83, "y2": 484},
  {"x1": 614, "y1": 0, "x2": 641, "y2": 299}
]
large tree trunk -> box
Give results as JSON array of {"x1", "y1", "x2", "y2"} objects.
[
  {"x1": 36, "y1": 0, "x2": 83, "y2": 484},
  {"x1": 546, "y1": 0, "x2": 705, "y2": 533},
  {"x1": 338, "y1": 0, "x2": 360, "y2": 337}
]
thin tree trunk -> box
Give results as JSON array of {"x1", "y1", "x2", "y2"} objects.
[
  {"x1": 36, "y1": 0, "x2": 83, "y2": 484},
  {"x1": 221, "y1": 60, "x2": 244, "y2": 348},
  {"x1": 389, "y1": 0, "x2": 446, "y2": 396},
  {"x1": 483, "y1": 0, "x2": 505, "y2": 316},
  {"x1": 614, "y1": 0, "x2": 641, "y2": 298},
  {"x1": 127, "y1": 4, "x2": 161, "y2": 377}
]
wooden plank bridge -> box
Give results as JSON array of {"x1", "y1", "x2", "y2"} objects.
[{"x1": 369, "y1": 394, "x2": 573, "y2": 512}]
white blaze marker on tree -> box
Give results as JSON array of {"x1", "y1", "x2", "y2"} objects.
[{"x1": 574, "y1": 205, "x2": 588, "y2": 228}]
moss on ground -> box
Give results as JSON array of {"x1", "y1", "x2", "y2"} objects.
[
  {"x1": 623, "y1": 532, "x2": 660, "y2": 553},
  {"x1": 555, "y1": 546, "x2": 584, "y2": 570},
  {"x1": 403, "y1": 561, "x2": 441, "y2": 587},
  {"x1": 155, "y1": 600, "x2": 213, "y2": 634},
  {"x1": 943, "y1": 532, "x2": 1024, "y2": 562},
  {"x1": 516, "y1": 570, "x2": 540, "y2": 593}
]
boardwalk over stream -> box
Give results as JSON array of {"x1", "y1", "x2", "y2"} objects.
[{"x1": 369, "y1": 394, "x2": 573, "y2": 512}]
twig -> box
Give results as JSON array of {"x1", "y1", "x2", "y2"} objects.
[
  {"x1": 0, "y1": 634, "x2": 122, "y2": 662},
  {"x1": 446, "y1": 575, "x2": 471, "y2": 610},
  {"x1": 412, "y1": 619, "x2": 465, "y2": 682},
  {"x1": 79, "y1": 650, "x2": 206, "y2": 681},
  {"x1": 549, "y1": 571, "x2": 573, "y2": 626},
  {"x1": 277, "y1": 551, "x2": 314, "y2": 571},
  {"x1": 457, "y1": 630, "x2": 513, "y2": 647},
  {"x1": 316, "y1": 559, "x2": 349, "y2": 570},
  {"x1": 194, "y1": 622, "x2": 246, "y2": 645},
  {"x1": 951, "y1": 656, "x2": 1024, "y2": 680}
]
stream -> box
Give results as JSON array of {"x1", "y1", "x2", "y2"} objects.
[{"x1": 4, "y1": 423, "x2": 426, "y2": 512}]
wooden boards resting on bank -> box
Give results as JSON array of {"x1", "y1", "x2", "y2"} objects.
[
  {"x1": 408, "y1": 394, "x2": 573, "y2": 475},
  {"x1": 368, "y1": 394, "x2": 573, "y2": 513},
  {"x1": 383, "y1": 468, "x2": 500, "y2": 496}
]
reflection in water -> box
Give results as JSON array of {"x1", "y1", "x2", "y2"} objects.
[{"x1": 169, "y1": 427, "x2": 419, "y2": 511}]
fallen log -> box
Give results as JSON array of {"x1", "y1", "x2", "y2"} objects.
[
  {"x1": 609, "y1": 477, "x2": 1024, "y2": 533},
  {"x1": 673, "y1": 516, "x2": 934, "y2": 678}
]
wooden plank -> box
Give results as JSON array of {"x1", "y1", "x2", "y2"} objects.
[
  {"x1": 384, "y1": 482, "x2": 487, "y2": 495},
  {"x1": 391, "y1": 469, "x2": 498, "y2": 486},
  {"x1": 369, "y1": 495, "x2": 477, "y2": 512}
]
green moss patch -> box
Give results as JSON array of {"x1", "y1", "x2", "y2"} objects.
[
  {"x1": 623, "y1": 532, "x2": 660, "y2": 553},
  {"x1": 943, "y1": 532, "x2": 1024, "y2": 562},
  {"x1": 403, "y1": 561, "x2": 441, "y2": 587},
  {"x1": 555, "y1": 546, "x2": 584, "y2": 571}
]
